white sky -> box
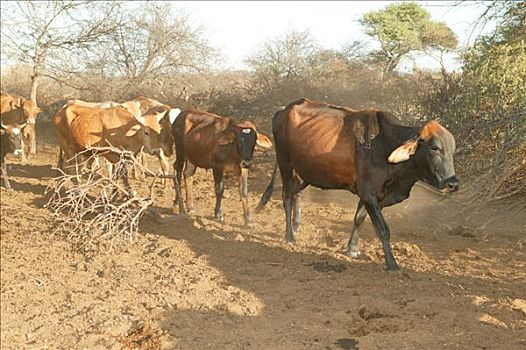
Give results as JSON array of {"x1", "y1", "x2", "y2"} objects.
[{"x1": 174, "y1": 0, "x2": 494, "y2": 72}]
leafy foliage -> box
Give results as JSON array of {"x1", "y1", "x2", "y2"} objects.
[{"x1": 360, "y1": 2, "x2": 457, "y2": 78}]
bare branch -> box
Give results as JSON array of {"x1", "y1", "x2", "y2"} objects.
[{"x1": 44, "y1": 146, "x2": 160, "y2": 244}]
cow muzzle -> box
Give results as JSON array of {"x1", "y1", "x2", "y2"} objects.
[
  {"x1": 440, "y1": 176, "x2": 459, "y2": 193},
  {"x1": 240, "y1": 160, "x2": 253, "y2": 168},
  {"x1": 149, "y1": 148, "x2": 161, "y2": 156},
  {"x1": 13, "y1": 149, "x2": 23, "y2": 157}
]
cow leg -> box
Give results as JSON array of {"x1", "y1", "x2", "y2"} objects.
[
  {"x1": 184, "y1": 161, "x2": 197, "y2": 214},
  {"x1": 291, "y1": 177, "x2": 307, "y2": 234},
  {"x1": 346, "y1": 200, "x2": 367, "y2": 258},
  {"x1": 173, "y1": 154, "x2": 186, "y2": 215},
  {"x1": 274, "y1": 144, "x2": 296, "y2": 243},
  {"x1": 19, "y1": 138, "x2": 28, "y2": 163},
  {"x1": 28, "y1": 125, "x2": 36, "y2": 154},
  {"x1": 280, "y1": 164, "x2": 296, "y2": 244},
  {"x1": 363, "y1": 199, "x2": 399, "y2": 271},
  {"x1": 31, "y1": 131, "x2": 36, "y2": 154},
  {"x1": 157, "y1": 149, "x2": 170, "y2": 188},
  {"x1": 119, "y1": 166, "x2": 134, "y2": 197},
  {"x1": 292, "y1": 175, "x2": 308, "y2": 235},
  {"x1": 1, "y1": 159, "x2": 11, "y2": 191},
  {"x1": 239, "y1": 168, "x2": 252, "y2": 226},
  {"x1": 57, "y1": 147, "x2": 64, "y2": 171},
  {"x1": 292, "y1": 194, "x2": 301, "y2": 233},
  {"x1": 106, "y1": 153, "x2": 133, "y2": 198},
  {"x1": 130, "y1": 151, "x2": 144, "y2": 180},
  {"x1": 213, "y1": 168, "x2": 225, "y2": 222}
]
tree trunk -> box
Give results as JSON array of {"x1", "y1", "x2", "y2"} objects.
[
  {"x1": 28, "y1": 73, "x2": 39, "y2": 154},
  {"x1": 30, "y1": 74, "x2": 39, "y2": 103}
]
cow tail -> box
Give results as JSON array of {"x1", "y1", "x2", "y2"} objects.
[{"x1": 256, "y1": 161, "x2": 278, "y2": 212}]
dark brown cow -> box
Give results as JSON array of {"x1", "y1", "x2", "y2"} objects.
[
  {"x1": 1, "y1": 122, "x2": 26, "y2": 190},
  {"x1": 172, "y1": 109, "x2": 272, "y2": 224},
  {"x1": 257, "y1": 98, "x2": 459, "y2": 271}
]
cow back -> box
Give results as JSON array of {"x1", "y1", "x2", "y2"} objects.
[
  {"x1": 175, "y1": 110, "x2": 232, "y2": 169},
  {"x1": 64, "y1": 105, "x2": 144, "y2": 154},
  {"x1": 277, "y1": 100, "x2": 358, "y2": 188}
]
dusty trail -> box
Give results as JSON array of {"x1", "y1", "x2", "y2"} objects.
[{"x1": 1, "y1": 125, "x2": 525, "y2": 349}]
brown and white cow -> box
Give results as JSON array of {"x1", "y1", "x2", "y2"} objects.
[
  {"x1": 54, "y1": 103, "x2": 166, "y2": 189},
  {"x1": 0, "y1": 93, "x2": 41, "y2": 159},
  {"x1": 172, "y1": 109, "x2": 272, "y2": 224},
  {"x1": 132, "y1": 96, "x2": 181, "y2": 176},
  {"x1": 257, "y1": 98, "x2": 459, "y2": 271},
  {"x1": 1, "y1": 122, "x2": 26, "y2": 190}
]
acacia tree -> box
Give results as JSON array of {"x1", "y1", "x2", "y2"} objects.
[
  {"x1": 0, "y1": 1, "x2": 121, "y2": 103},
  {"x1": 360, "y1": 2, "x2": 457, "y2": 79}
]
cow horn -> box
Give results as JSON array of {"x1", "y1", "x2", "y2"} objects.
[{"x1": 0, "y1": 123, "x2": 6, "y2": 129}]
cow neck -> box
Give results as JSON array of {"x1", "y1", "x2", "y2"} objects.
[
  {"x1": 380, "y1": 117, "x2": 419, "y2": 151},
  {"x1": 381, "y1": 118, "x2": 421, "y2": 189}
]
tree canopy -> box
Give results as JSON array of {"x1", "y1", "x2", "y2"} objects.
[{"x1": 360, "y1": 2, "x2": 457, "y2": 78}]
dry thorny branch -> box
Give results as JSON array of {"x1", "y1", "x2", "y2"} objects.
[{"x1": 44, "y1": 146, "x2": 162, "y2": 245}]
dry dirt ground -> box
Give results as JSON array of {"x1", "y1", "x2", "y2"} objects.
[{"x1": 1, "y1": 124, "x2": 525, "y2": 350}]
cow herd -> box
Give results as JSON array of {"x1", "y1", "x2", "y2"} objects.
[{"x1": 0, "y1": 93, "x2": 459, "y2": 271}]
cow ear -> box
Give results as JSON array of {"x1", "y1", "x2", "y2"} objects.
[
  {"x1": 217, "y1": 131, "x2": 236, "y2": 145},
  {"x1": 168, "y1": 108, "x2": 181, "y2": 124},
  {"x1": 388, "y1": 138, "x2": 419, "y2": 163},
  {"x1": 155, "y1": 111, "x2": 167, "y2": 123},
  {"x1": 134, "y1": 114, "x2": 146, "y2": 125},
  {"x1": 256, "y1": 132, "x2": 272, "y2": 148},
  {"x1": 125, "y1": 124, "x2": 142, "y2": 137}
]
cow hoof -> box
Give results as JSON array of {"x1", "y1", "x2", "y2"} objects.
[
  {"x1": 346, "y1": 249, "x2": 361, "y2": 259},
  {"x1": 285, "y1": 237, "x2": 296, "y2": 245},
  {"x1": 214, "y1": 215, "x2": 224, "y2": 223},
  {"x1": 187, "y1": 209, "x2": 196, "y2": 216},
  {"x1": 172, "y1": 207, "x2": 186, "y2": 216},
  {"x1": 244, "y1": 215, "x2": 253, "y2": 227},
  {"x1": 386, "y1": 264, "x2": 400, "y2": 272},
  {"x1": 292, "y1": 223, "x2": 301, "y2": 233}
]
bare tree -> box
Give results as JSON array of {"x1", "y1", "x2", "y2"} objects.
[
  {"x1": 246, "y1": 29, "x2": 319, "y2": 87},
  {"x1": 0, "y1": 0, "x2": 121, "y2": 103},
  {"x1": 86, "y1": 2, "x2": 216, "y2": 99}
]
